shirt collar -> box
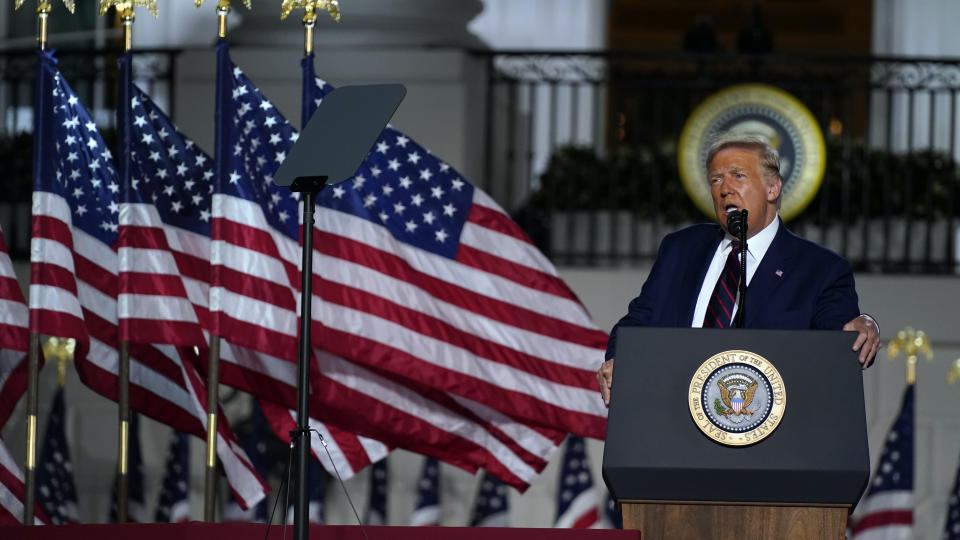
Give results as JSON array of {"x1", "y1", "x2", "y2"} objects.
[{"x1": 721, "y1": 215, "x2": 779, "y2": 260}]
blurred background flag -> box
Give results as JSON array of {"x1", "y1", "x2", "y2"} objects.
[
  {"x1": 154, "y1": 430, "x2": 190, "y2": 523},
  {"x1": 851, "y1": 385, "x2": 914, "y2": 539},
  {"x1": 602, "y1": 492, "x2": 622, "y2": 529},
  {"x1": 364, "y1": 459, "x2": 388, "y2": 525},
  {"x1": 410, "y1": 456, "x2": 440, "y2": 526},
  {"x1": 109, "y1": 411, "x2": 145, "y2": 523},
  {"x1": 944, "y1": 452, "x2": 960, "y2": 539},
  {"x1": 286, "y1": 460, "x2": 326, "y2": 525},
  {"x1": 35, "y1": 387, "x2": 79, "y2": 524},
  {"x1": 222, "y1": 404, "x2": 270, "y2": 523},
  {"x1": 553, "y1": 435, "x2": 599, "y2": 528},
  {"x1": 469, "y1": 471, "x2": 509, "y2": 527},
  {"x1": 0, "y1": 224, "x2": 29, "y2": 428}
]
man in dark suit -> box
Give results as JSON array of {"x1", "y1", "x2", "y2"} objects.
[{"x1": 596, "y1": 133, "x2": 880, "y2": 406}]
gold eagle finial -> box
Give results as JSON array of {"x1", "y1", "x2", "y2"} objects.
[
  {"x1": 15, "y1": 1, "x2": 75, "y2": 13},
  {"x1": 281, "y1": 0, "x2": 340, "y2": 23},
  {"x1": 887, "y1": 327, "x2": 933, "y2": 385},
  {"x1": 99, "y1": 0, "x2": 158, "y2": 18}
]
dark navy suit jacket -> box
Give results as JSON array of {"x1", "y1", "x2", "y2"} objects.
[{"x1": 605, "y1": 220, "x2": 861, "y2": 359}]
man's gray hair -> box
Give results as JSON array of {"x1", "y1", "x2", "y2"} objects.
[{"x1": 705, "y1": 132, "x2": 782, "y2": 182}]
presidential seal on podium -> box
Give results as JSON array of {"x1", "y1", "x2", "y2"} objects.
[{"x1": 688, "y1": 350, "x2": 787, "y2": 446}]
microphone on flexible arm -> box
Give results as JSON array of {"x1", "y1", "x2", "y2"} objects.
[{"x1": 727, "y1": 210, "x2": 748, "y2": 328}]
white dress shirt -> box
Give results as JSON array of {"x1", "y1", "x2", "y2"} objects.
[{"x1": 691, "y1": 216, "x2": 780, "y2": 328}]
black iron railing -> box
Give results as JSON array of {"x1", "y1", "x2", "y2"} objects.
[{"x1": 479, "y1": 50, "x2": 960, "y2": 273}]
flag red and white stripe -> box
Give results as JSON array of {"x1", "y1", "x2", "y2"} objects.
[
  {"x1": 0, "y1": 437, "x2": 46, "y2": 525},
  {"x1": 0, "y1": 226, "x2": 30, "y2": 428}
]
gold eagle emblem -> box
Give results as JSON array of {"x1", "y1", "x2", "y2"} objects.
[{"x1": 717, "y1": 378, "x2": 758, "y2": 416}]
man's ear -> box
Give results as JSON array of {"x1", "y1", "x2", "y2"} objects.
[{"x1": 767, "y1": 176, "x2": 782, "y2": 202}]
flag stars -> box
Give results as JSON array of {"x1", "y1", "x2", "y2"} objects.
[
  {"x1": 393, "y1": 202, "x2": 406, "y2": 214},
  {"x1": 176, "y1": 163, "x2": 188, "y2": 176},
  {"x1": 439, "y1": 162, "x2": 451, "y2": 173},
  {"x1": 269, "y1": 133, "x2": 282, "y2": 145},
  {"x1": 353, "y1": 175, "x2": 366, "y2": 190},
  {"x1": 363, "y1": 194, "x2": 378, "y2": 208},
  {"x1": 64, "y1": 135, "x2": 77, "y2": 146},
  {"x1": 167, "y1": 145, "x2": 179, "y2": 158},
  {"x1": 171, "y1": 200, "x2": 183, "y2": 213},
  {"x1": 396, "y1": 135, "x2": 409, "y2": 147},
  {"x1": 156, "y1": 169, "x2": 169, "y2": 180},
  {"x1": 442, "y1": 203, "x2": 456, "y2": 217},
  {"x1": 200, "y1": 209, "x2": 211, "y2": 222},
  {"x1": 370, "y1": 166, "x2": 382, "y2": 178},
  {"x1": 72, "y1": 187, "x2": 84, "y2": 198},
  {"x1": 405, "y1": 220, "x2": 418, "y2": 232},
  {"x1": 387, "y1": 159, "x2": 400, "y2": 171},
  {"x1": 264, "y1": 116, "x2": 277, "y2": 128},
  {"x1": 275, "y1": 151, "x2": 286, "y2": 163},
  {"x1": 229, "y1": 171, "x2": 241, "y2": 184},
  {"x1": 163, "y1": 185, "x2": 175, "y2": 197},
  {"x1": 184, "y1": 180, "x2": 195, "y2": 191},
  {"x1": 376, "y1": 141, "x2": 389, "y2": 154},
  {"x1": 75, "y1": 205, "x2": 87, "y2": 216},
  {"x1": 86, "y1": 138, "x2": 98, "y2": 150},
  {"x1": 238, "y1": 102, "x2": 252, "y2": 116},
  {"x1": 133, "y1": 116, "x2": 147, "y2": 127},
  {"x1": 451, "y1": 178, "x2": 465, "y2": 191},
  {"x1": 108, "y1": 201, "x2": 119, "y2": 214},
  {"x1": 411, "y1": 194, "x2": 424, "y2": 207},
  {"x1": 431, "y1": 186, "x2": 445, "y2": 199},
  {"x1": 379, "y1": 211, "x2": 389, "y2": 222},
  {"x1": 435, "y1": 228, "x2": 448, "y2": 243},
  {"x1": 66, "y1": 151, "x2": 79, "y2": 162},
  {"x1": 423, "y1": 211, "x2": 436, "y2": 225},
  {"x1": 382, "y1": 184, "x2": 394, "y2": 197},
  {"x1": 278, "y1": 210, "x2": 289, "y2": 222},
  {"x1": 191, "y1": 194, "x2": 203, "y2": 206},
  {"x1": 195, "y1": 154, "x2": 207, "y2": 167},
  {"x1": 158, "y1": 127, "x2": 169, "y2": 139},
  {"x1": 69, "y1": 169, "x2": 81, "y2": 181},
  {"x1": 407, "y1": 151, "x2": 421, "y2": 164},
  {"x1": 420, "y1": 168, "x2": 433, "y2": 181},
  {"x1": 399, "y1": 176, "x2": 412, "y2": 189},
  {"x1": 63, "y1": 116, "x2": 79, "y2": 129},
  {"x1": 332, "y1": 186, "x2": 345, "y2": 198},
  {"x1": 141, "y1": 133, "x2": 155, "y2": 144}
]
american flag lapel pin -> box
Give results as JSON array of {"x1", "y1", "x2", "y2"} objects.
[{"x1": 775, "y1": 269, "x2": 783, "y2": 278}]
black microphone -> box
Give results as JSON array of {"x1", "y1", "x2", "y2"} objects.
[
  {"x1": 726, "y1": 210, "x2": 748, "y2": 328},
  {"x1": 726, "y1": 209, "x2": 747, "y2": 238}
]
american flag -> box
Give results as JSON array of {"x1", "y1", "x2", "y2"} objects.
[
  {"x1": 286, "y1": 460, "x2": 326, "y2": 525},
  {"x1": 0, "y1": 225, "x2": 30, "y2": 428},
  {"x1": 553, "y1": 435, "x2": 600, "y2": 528},
  {"x1": 0, "y1": 436, "x2": 48, "y2": 525},
  {"x1": 29, "y1": 49, "x2": 266, "y2": 510},
  {"x1": 222, "y1": 403, "x2": 269, "y2": 523},
  {"x1": 109, "y1": 411, "x2": 146, "y2": 523},
  {"x1": 36, "y1": 387, "x2": 79, "y2": 524},
  {"x1": 210, "y1": 42, "x2": 567, "y2": 490},
  {"x1": 469, "y1": 471, "x2": 509, "y2": 527},
  {"x1": 942, "y1": 452, "x2": 960, "y2": 539},
  {"x1": 154, "y1": 430, "x2": 190, "y2": 523},
  {"x1": 364, "y1": 459, "x2": 389, "y2": 526},
  {"x1": 851, "y1": 384, "x2": 914, "y2": 539},
  {"x1": 410, "y1": 456, "x2": 440, "y2": 526},
  {"x1": 603, "y1": 492, "x2": 622, "y2": 529}
]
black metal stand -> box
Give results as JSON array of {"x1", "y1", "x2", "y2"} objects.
[{"x1": 290, "y1": 176, "x2": 327, "y2": 540}]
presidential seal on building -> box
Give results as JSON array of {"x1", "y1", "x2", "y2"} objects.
[
  {"x1": 688, "y1": 350, "x2": 786, "y2": 446},
  {"x1": 677, "y1": 83, "x2": 826, "y2": 222}
]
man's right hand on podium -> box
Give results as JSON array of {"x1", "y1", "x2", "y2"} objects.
[{"x1": 596, "y1": 358, "x2": 614, "y2": 407}]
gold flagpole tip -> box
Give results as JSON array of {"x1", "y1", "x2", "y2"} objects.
[
  {"x1": 887, "y1": 327, "x2": 933, "y2": 385},
  {"x1": 948, "y1": 358, "x2": 960, "y2": 385},
  {"x1": 99, "y1": 0, "x2": 158, "y2": 18},
  {"x1": 282, "y1": 0, "x2": 340, "y2": 22},
  {"x1": 43, "y1": 337, "x2": 76, "y2": 388},
  {"x1": 16, "y1": 1, "x2": 75, "y2": 14},
  {"x1": 195, "y1": 0, "x2": 251, "y2": 9}
]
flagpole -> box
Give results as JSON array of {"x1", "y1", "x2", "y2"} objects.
[
  {"x1": 22, "y1": 0, "x2": 57, "y2": 525},
  {"x1": 288, "y1": 3, "x2": 339, "y2": 536},
  {"x1": 111, "y1": 1, "x2": 137, "y2": 523}
]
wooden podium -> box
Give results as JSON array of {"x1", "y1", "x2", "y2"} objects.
[{"x1": 603, "y1": 328, "x2": 870, "y2": 540}]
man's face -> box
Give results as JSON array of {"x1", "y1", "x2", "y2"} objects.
[{"x1": 708, "y1": 146, "x2": 782, "y2": 238}]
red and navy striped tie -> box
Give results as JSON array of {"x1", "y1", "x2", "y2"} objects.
[{"x1": 703, "y1": 241, "x2": 742, "y2": 328}]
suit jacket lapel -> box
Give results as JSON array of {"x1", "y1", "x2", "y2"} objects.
[{"x1": 745, "y1": 219, "x2": 794, "y2": 327}]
